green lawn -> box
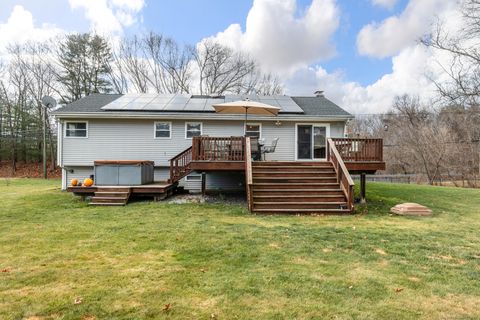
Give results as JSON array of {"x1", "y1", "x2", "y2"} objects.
[{"x1": 1, "y1": 179, "x2": 479, "y2": 320}]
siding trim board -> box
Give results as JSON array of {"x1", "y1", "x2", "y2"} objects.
[{"x1": 55, "y1": 113, "x2": 352, "y2": 122}]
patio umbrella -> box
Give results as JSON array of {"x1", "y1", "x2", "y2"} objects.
[{"x1": 212, "y1": 99, "x2": 280, "y2": 134}]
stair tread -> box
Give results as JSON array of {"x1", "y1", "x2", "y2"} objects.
[
  {"x1": 254, "y1": 201, "x2": 347, "y2": 205},
  {"x1": 253, "y1": 208, "x2": 351, "y2": 212},
  {"x1": 95, "y1": 192, "x2": 129, "y2": 195},
  {"x1": 89, "y1": 202, "x2": 126, "y2": 206},
  {"x1": 254, "y1": 182, "x2": 339, "y2": 185},
  {"x1": 253, "y1": 188, "x2": 343, "y2": 192},
  {"x1": 253, "y1": 177, "x2": 336, "y2": 180},
  {"x1": 254, "y1": 195, "x2": 345, "y2": 198},
  {"x1": 92, "y1": 196, "x2": 128, "y2": 200},
  {"x1": 252, "y1": 165, "x2": 332, "y2": 169}
]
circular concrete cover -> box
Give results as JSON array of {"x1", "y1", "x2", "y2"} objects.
[{"x1": 391, "y1": 203, "x2": 432, "y2": 216}]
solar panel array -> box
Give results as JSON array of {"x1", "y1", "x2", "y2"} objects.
[{"x1": 101, "y1": 93, "x2": 304, "y2": 113}]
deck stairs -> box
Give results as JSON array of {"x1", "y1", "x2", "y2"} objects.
[
  {"x1": 251, "y1": 161, "x2": 351, "y2": 214},
  {"x1": 89, "y1": 187, "x2": 132, "y2": 206}
]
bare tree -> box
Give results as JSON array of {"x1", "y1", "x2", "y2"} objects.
[{"x1": 422, "y1": 0, "x2": 480, "y2": 106}]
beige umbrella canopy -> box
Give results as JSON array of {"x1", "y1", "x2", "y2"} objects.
[{"x1": 212, "y1": 99, "x2": 280, "y2": 134}]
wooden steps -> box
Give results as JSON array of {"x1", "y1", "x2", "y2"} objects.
[
  {"x1": 250, "y1": 161, "x2": 351, "y2": 214},
  {"x1": 89, "y1": 187, "x2": 131, "y2": 206}
]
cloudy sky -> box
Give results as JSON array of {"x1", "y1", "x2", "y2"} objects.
[{"x1": 0, "y1": 0, "x2": 461, "y2": 113}]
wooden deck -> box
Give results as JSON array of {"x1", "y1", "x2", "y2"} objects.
[
  {"x1": 67, "y1": 182, "x2": 176, "y2": 195},
  {"x1": 68, "y1": 136, "x2": 385, "y2": 212}
]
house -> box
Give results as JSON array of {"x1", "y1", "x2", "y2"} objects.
[{"x1": 54, "y1": 93, "x2": 385, "y2": 213}]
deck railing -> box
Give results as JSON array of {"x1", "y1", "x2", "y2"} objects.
[
  {"x1": 331, "y1": 138, "x2": 383, "y2": 162},
  {"x1": 327, "y1": 138, "x2": 355, "y2": 211},
  {"x1": 169, "y1": 146, "x2": 193, "y2": 183},
  {"x1": 192, "y1": 136, "x2": 246, "y2": 161}
]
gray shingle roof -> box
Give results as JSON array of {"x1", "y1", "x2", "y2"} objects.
[
  {"x1": 54, "y1": 93, "x2": 352, "y2": 118},
  {"x1": 54, "y1": 94, "x2": 123, "y2": 113},
  {"x1": 291, "y1": 96, "x2": 352, "y2": 117}
]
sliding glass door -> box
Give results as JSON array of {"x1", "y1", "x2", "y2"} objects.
[{"x1": 297, "y1": 124, "x2": 328, "y2": 160}]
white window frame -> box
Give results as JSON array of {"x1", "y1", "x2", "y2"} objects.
[
  {"x1": 185, "y1": 174, "x2": 202, "y2": 181},
  {"x1": 64, "y1": 121, "x2": 88, "y2": 138},
  {"x1": 244, "y1": 122, "x2": 262, "y2": 139},
  {"x1": 185, "y1": 122, "x2": 203, "y2": 139},
  {"x1": 294, "y1": 123, "x2": 330, "y2": 161},
  {"x1": 154, "y1": 121, "x2": 172, "y2": 139}
]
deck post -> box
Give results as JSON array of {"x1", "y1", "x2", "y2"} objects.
[
  {"x1": 201, "y1": 172, "x2": 206, "y2": 196},
  {"x1": 360, "y1": 172, "x2": 366, "y2": 204}
]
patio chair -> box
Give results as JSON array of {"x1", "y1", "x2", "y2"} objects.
[{"x1": 261, "y1": 138, "x2": 279, "y2": 160}]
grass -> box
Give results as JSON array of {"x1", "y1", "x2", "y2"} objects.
[{"x1": 0, "y1": 179, "x2": 479, "y2": 320}]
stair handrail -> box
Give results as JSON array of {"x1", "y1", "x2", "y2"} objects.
[
  {"x1": 245, "y1": 137, "x2": 253, "y2": 212},
  {"x1": 327, "y1": 138, "x2": 355, "y2": 211},
  {"x1": 169, "y1": 146, "x2": 193, "y2": 183}
]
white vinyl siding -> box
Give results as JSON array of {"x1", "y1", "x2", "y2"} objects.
[{"x1": 61, "y1": 119, "x2": 346, "y2": 167}]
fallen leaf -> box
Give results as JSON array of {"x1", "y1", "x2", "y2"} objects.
[
  {"x1": 163, "y1": 303, "x2": 171, "y2": 312},
  {"x1": 210, "y1": 314, "x2": 217, "y2": 319},
  {"x1": 74, "y1": 298, "x2": 83, "y2": 305},
  {"x1": 375, "y1": 248, "x2": 387, "y2": 255},
  {"x1": 1, "y1": 268, "x2": 10, "y2": 273},
  {"x1": 200, "y1": 268, "x2": 207, "y2": 273},
  {"x1": 395, "y1": 288, "x2": 404, "y2": 293},
  {"x1": 348, "y1": 286, "x2": 353, "y2": 289}
]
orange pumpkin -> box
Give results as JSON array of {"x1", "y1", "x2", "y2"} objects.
[
  {"x1": 83, "y1": 178, "x2": 94, "y2": 187},
  {"x1": 70, "y1": 178, "x2": 78, "y2": 186}
]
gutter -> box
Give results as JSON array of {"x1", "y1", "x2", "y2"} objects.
[{"x1": 52, "y1": 112, "x2": 354, "y2": 122}]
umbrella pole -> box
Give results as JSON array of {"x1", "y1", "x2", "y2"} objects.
[{"x1": 244, "y1": 107, "x2": 248, "y2": 136}]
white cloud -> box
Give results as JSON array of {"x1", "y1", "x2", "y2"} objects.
[
  {"x1": 357, "y1": 0, "x2": 455, "y2": 58},
  {"x1": 68, "y1": 0, "x2": 145, "y2": 35},
  {"x1": 0, "y1": 5, "x2": 63, "y2": 54},
  {"x1": 371, "y1": 0, "x2": 398, "y2": 10},
  {"x1": 204, "y1": 0, "x2": 340, "y2": 75}
]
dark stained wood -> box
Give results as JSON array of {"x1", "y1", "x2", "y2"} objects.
[
  {"x1": 192, "y1": 136, "x2": 246, "y2": 161},
  {"x1": 360, "y1": 173, "x2": 366, "y2": 203},
  {"x1": 327, "y1": 139, "x2": 355, "y2": 212},
  {"x1": 201, "y1": 172, "x2": 206, "y2": 196},
  {"x1": 190, "y1": 161, "x2": 245, "y2": 171},
  {"x1": 331, "y1": 138, "x2": 383, "y2": 162},
  {"x1": 169, "y1": 146, "x2": 193, "y2": 183},
  {"x1": 245, "y1": 137, "x2": 253, "y2": 212},
  {"x1": 345, "y1": 161, "x2": 386, "y2": 172}
]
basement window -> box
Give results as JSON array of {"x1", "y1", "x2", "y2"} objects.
[
  {"x1": 65, "y1": 121, "x2": 88, "y2": 138},
  {"x1": 185, "y1": 174, "x2": 202, "y2": 181}
]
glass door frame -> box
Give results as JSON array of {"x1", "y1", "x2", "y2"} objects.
[{"x1": 295, "y1": 123, "x2": 330, "y2": 161}]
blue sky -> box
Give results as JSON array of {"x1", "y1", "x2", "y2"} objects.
[
  {"x1": 0, "y1": 0, "x2": 457, "y2": 113},
  {"x1": 140, "y1": 0, "x2": 407, "y2": 86}
]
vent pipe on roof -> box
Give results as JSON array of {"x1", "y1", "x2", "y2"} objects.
[{"x1": 314, "y1": 90, "x2": 325, "y2": 97}]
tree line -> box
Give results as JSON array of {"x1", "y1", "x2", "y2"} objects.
[
  {"x1": 350, "y1": 0, "x2": 480, "y2": 187},
  {"x1": 0, "y1": 32, "x2": 283, "y2": 174}
]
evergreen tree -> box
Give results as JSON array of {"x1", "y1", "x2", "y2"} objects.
[{"x1": 57, "y1": 33, "x2": 112, "y2": 103}]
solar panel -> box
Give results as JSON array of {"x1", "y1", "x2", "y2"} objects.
[{"x1": 100, "y1": 93, "x2": 304, "y2": 113}]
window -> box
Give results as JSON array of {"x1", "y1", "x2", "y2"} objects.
[
  {"x1": 185, "y1": 174, "x2": 202, "y2": 181},
  {"x1": 65, "y1": 121, "x2": 88, "y2": 138},
  {"x1": 245, "y1": 123, "x2": 261, "y2": 138},
  {"x1": 185, "y1": 122, "x2": 202, "y2": 139},
  {"x1": 154, "y1": 122, "x2": 171, "y2": 138}
]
